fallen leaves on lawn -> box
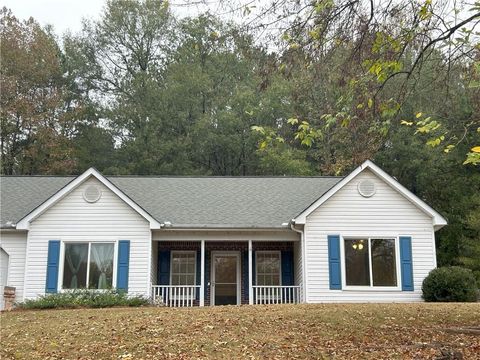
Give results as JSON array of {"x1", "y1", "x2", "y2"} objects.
[{"x1": 0, "y1": 303, "x2": 479, "y2": 359}]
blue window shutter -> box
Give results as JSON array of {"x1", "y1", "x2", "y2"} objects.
[
  {"x1": 281, "y1": 251, "x2": 294, "y2": 286},
  {"x1": 400, "y1": 236, "x2": 414, "y2": 291},
  {"x1": 328, "y1": 235, "x2": 342, "y2": 290},
  {"x1": 196, "y1": 250, "x2": 201, "y2": 300},
  {"x1": 45, "y1": 240, "x2": 60, "y2": 293},
  {"x1": 116, "y1": 240, "x2": 130, "y2": 292},
  {"x1": 158, "y1": 250, "x2": 170, "y2": 285},
  {"x1": 243, "y1": 250, "x2": 249, "y2": 302}
]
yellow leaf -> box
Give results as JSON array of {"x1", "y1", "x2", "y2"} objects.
[
  {"x1": 368, "y1": 98, "x2": 373, "y2": 108},
  {"x1": 416, "y1": 112, "x2": 422, "y2": 118},
  {"x1": 400, "y1": 120, "x2": 413, "y2": 126},
  {"x1": 471, "y1": 146, "x2": 480, "y2": 153}
]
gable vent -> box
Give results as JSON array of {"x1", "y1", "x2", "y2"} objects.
[
  {"x1": 83, "y1": 185, "x2": 102, "y2": 203},
  {"x1": 358, "y1": 179, "x2": 376, "y2": 198}
]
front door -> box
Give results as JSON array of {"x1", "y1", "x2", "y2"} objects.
[{"x1": 211, "y1": 252, "x2": 240, "y2": 305}]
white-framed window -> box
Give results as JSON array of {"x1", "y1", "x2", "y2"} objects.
[
  {"x1": 62, "y1": 242, "x2": 115, "y2": 290},
  {"x1": 255, "y1": 251, "x2": 281, "y2": 286},
  {"x1": 170, "y1": 251, "x2": 196, "y2": 285},
  {"x1": 343, "y1": 237, "x2": 399, "y2": 288}
]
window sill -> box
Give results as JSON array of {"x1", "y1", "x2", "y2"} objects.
[
  {"x1": 59, "y1": 288, "x2": 112, "y2": 292},
  {"x1": 341, "y1": 286, "x2": 403, "y2": 292}
]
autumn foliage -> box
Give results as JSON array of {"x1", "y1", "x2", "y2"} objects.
[{"x1": 1, "y1": 304, "x2": 479, "y2": 359}]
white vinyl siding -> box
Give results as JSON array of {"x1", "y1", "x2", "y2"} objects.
[
  {"x1": 151, "y1": 240, "x2": 158, "y2": 287},
  {"x1": 304, "y1": 169, "x2": 436, "y2": 302},
  {"x1": 0, "y1": 231, "x2": 27, "y2": 302},
  {"x1": 24, "y1": 177, "x2": 151, "y2": 299}
]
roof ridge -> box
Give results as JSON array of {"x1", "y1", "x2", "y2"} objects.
[
  {"x1": 1, "y1": 175, "x2": 344, "y2": 178},
  {"x1": 0, "y1": 175, "x2": 77, "y2": 178}
]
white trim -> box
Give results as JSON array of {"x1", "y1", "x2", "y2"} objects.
[
  {"x1": 210, "y1": 251, "x2": 241, "y2": 306},
  {"x1": 200, "y1": 240, "x2": 205, "y2": 306},
  {"x1": 147, "y1": 232, "x2": 153, "y2": 297},
  {"x1": 340, "y1": 235, "x2": 402, "y2": 291},
  {"x1": 16, "y1": 168, "x2": 161, "y2": 230},
  {"x1": 293, "y1": 160, "x2": 447, "y2": 229},
  {"x1": 248, "y1": 240, "x2": 253, "y2": 305},
  {"x1": 21, "y1": 232, "x2": 31, "y2": 302},
  {"x1": 255, "y1": 251, "x2": 282, "y2": 286},
  {"x1": 58, "y1": 240, "x2": 117, "y2": 291},
  {"x1": 290, "y1": 223, "x2": 306, "y2": 303}
]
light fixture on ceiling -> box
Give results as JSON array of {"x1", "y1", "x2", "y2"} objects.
[{"x1": 352, "y1": 239, "x2": 365, "y2": 250}]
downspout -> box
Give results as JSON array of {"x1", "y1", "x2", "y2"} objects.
[{"x1": 290, "y1": 220, "x2": 307, "y2": 303}]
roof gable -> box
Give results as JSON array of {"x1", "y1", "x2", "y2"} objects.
[
  {"x1": 293, "y1": 160, "x2": 447, "y2": 230},
  {"x1": 1, "y1": 175, "x2": 342, "y2": 229},
  {"x1": 15, "y1": 168, "x2": 161, "y2": 230}
]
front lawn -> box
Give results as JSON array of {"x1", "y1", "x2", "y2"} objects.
[{"x1": 1, "y1": 303, "x2": 479, "y2": 359}]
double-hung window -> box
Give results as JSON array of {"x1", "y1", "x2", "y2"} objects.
[
  {"x1": 255, "y1": 251, "x2": 281, "y2": 286},
  {"x1": 344, "y1": 238, "x2": 398, "y2": 288},
  {"x1": 62, "y1": 242, "x2": 114, "y2": 290},
  {"x1": 170, "y1": 251, "x2": 196, "y2": 286}
]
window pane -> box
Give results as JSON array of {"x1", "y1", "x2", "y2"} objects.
[
  {"x1": 256, "y1": 274, "x2": 264, "y2": 286},
  {"x1": 256, "y1": 252, "x2": 281, "y2": 285},
  {"x1": 371, "y1": 239, "x2": 397, "y2": 286},
  {"x1": 186, "y1": 274, "x2": 195, "y2": 285},
  {"x1": 63, "y1": 243, "x2": 88, "y2": 289},
  {"x1": 171, "y1": 252, "x2": 195, "y2": 285},
  {"x1": 271, "y1": 257, "x2": 280, "y2": 274},
  {"x1": 257, "y1": 254, "x2": 265, "y2": 273},
  {"x1": 171, "y1": 274, "x2": 180, "y2": 285},
  {"x1": 180, "y1": 261, "x2": 187, "y2": 273},
  {"x1": 89, "y1": 243, "x2": 114, "y2": 289},
  {"x1": 344, "y1": 239, "x2": 370, "y2": 286},
  {"x1": 172, "y1": 259, "x2": 180, "y2": 273}
]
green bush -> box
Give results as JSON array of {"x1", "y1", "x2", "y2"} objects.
[
  {"x1": 17, "y1": 289, "x2": 150, "y2": 310},
  {"x1": 422, "y1": 266, "x2": 478, "y2": 302}
]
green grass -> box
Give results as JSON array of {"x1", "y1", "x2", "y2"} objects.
[{"x1": 1, "y1": 303, "x2": 479, "y2": 359}]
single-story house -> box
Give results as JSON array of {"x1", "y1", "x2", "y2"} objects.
[{"x1": 0, "y1": 160, "x2": 447, "y2": 308}]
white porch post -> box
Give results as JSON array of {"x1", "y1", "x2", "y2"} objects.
[
  {"x1": 200, "y1": 240, "x2": 205, "y2": 306},
  {"x1": 248, "y1": 240, "x2": 253, "y2": 305}
]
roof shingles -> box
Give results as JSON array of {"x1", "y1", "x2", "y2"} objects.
[{"x1": 0, "y1": 176, "x2": 342, "y2": 229}]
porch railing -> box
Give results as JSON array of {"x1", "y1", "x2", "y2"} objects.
[
  {"x1": 253, "y1": 285, "x2": 301, "y2": 305},
  {"x1": 152, "y1": 285, "x2": 201, "y2": 307}
]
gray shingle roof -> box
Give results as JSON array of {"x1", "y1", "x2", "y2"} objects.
[{"x1": 0, "y1": 175, "x2": 342, "y2": 229}]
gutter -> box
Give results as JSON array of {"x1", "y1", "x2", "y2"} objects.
[
  {"x1": 158, "y1": 223, "x2": 292, "y2": 230},
  {"x1": 0, "y1": 222, "x2": 17, "y2": 229},
  {"x1": 290, "y1": 219, "x2": 307, "y2": 303}
]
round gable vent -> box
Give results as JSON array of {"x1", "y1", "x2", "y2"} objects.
[
  {"x1": 83, "y1": 185, "x2": 102, "y2": 203},
  {"x1": 358, "y1": 179, "x2": 376, "y2": 198}
]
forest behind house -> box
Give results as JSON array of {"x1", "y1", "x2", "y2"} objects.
[{"x1": 1, "y1": 0, "x2": 479, "y2": 280}]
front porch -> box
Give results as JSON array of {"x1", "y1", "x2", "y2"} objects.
[{"x1": 151, "y1": 240, "x2": 302, "y2": 307}]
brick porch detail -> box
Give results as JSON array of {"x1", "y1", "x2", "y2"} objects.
[{"x1": 157, "y1": 241, "x2": 294, "y2": 305}]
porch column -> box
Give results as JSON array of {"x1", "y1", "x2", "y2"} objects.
[
  {"x1": 200, "y1": 240, "x2": 205, "y2": 306},
  {"x1": 248, "y1": 240, "x2": 253, "y2": 305}
]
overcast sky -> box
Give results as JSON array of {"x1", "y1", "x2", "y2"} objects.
[
  {"x1": 2, "y1": 0, "x2": 217, "y2": 36},
  {"x1": 2, "y1": 0, "x2": 106, "y2": 35}
]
